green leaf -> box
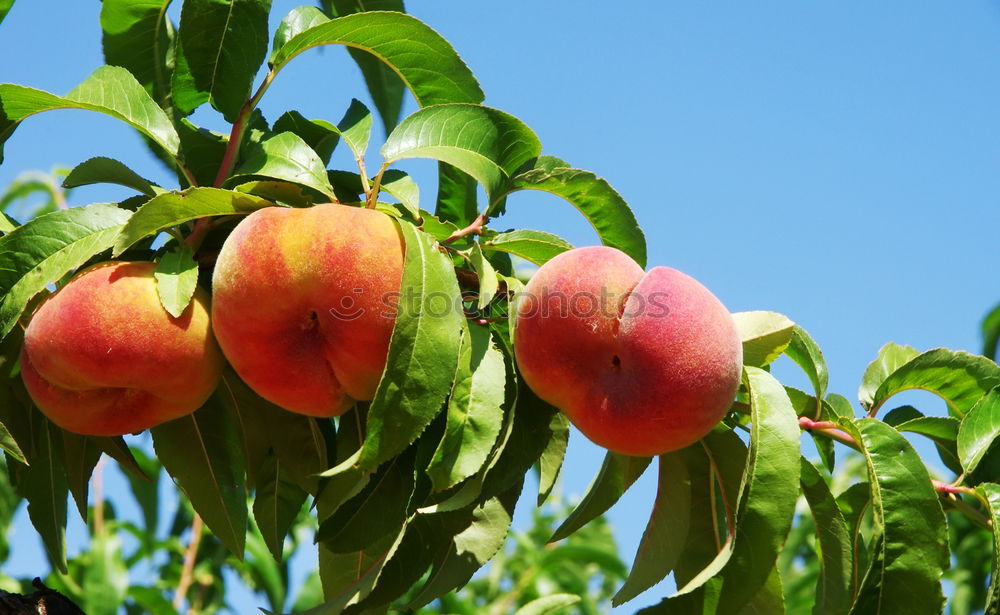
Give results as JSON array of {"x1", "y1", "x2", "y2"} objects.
[
  {"x1": 549, "y1": 452, "x2": 651, "y2": 543},
  {"x1": 838, "y1": 417, "x2": 948, "y2": 615},
  {"x1": 983, "y1": 302, "x2": 1000, "y2": 361},
  {"x1": 317, "y1": 446, "x2": 415, "y2": 552},
  {"x1": 177, "y1": 118, "x2": 228, "y2": 187},
  {"x1": 406, "y1": 486, "x2": 519, "y2": 608},
  {"x1": 435, "y1": 163, "x2": 478, "y2": 226},
  {"x1": 893, "y1": 414, "x2": 962, "y2": 476},
  {"x1": 172, "y1": 0, "x2": 272, "y2": 120},
  {"x1": 63, "y1": 157, "x2": 162, "y2": 197},
  {"x1": 0, "y1": 65, "x2": 180, "y2": 163},
  {"x1": 537, "y1": 412, "x2": 569, "y2": 506},
  {"x1": 113, "y1": 187, "x2": 272, "y2": 255},
  {"x1": 515, "y1": 594, "x2": 582, "y2": 615},
  {"x1": 858, "y1": 342, "x2": 920, "y2": 408},
  {"x1": 482, "y1": 229, "x2": 573, "y2": 266},
  {"x1": 229, "y1": 131, "x2": 337, "y2": 201},
  {"x1": 334, "y1": 98, "x2": 373, "y2": 162},
  {"x1": 467, "y1": 244, "x2": 498, "y2": 309},
  {"x1": 153, "y1": 244, "x2": 198, "y2": 318},
  {"x1": 322, "y1": 0, "x2": 407, "y2": 136},
  {"x1": 732, "y1": 311, "x2": 796, "y2": 367},
  {"x1": 975, "y1": 483, "x2": 1000, "y2": 615},
  {"x1": 958, "y1": 386, "x2": 1000, "y2": 474},
  {"x1": 799, "y1": 458, "x2": 853, "y2": 615},
  {"x1": 272, "y1": 111, "x2": 340, "y2": 165},
  {"x1": 253, "y1": 450, "x2": 308, "y2": 561},
  {"x1": 489, "y1": 156, "x2": 647, "y2": 267},
  {"x1": 784, "y1": 325, "x2": 829, "y2": 401},
  {"x1": 0, "y1": 202, "x2": 132, "y2": 339},
  {"x1": 82, "y1": 529, "x2": 129, "y2": 615},
  {"x1": 714, "y1": 367, "x2": 801, "y2": 612},
  {"x1": 270, "y1": 11, "x2": 483, "y2": 107},
  {"x1": 379, "y1": 170, "x2": 419, "y2": 219},
  {"x1": 870, "y1": 348, "x2": 1000, "y2": 418},
  {"x1": 151, "y1": 393, "x2": 247, "y2": 558},
  {"x1": 426, "y1": 322, "x2": 505, "y2": 491},
  {"x1": 0, "y1": 212, "x2": 15, "y2": 234},
  {"x1": 383, "y1": 104, "x2": 541, "y2": 199},
  {"x1": 271, "y1": 5, "x2": 328, "y2": 57},
  {"x1": 100, "y1": 0, "x2": 175, "y2": 109},
  {"x1": 12, "y1": 413, "x2": 68, "y2": 573},
  {"x1": 353, "y1": 222, "x2": 464, "y2": 471},
  {"x1": 0, "y1": 1, "x2": 13, "y2": 26},
  {"x1": 613, "y1": 451, "x2": 691, "y2": 606},
  {"x1": 59, "y1": 431, "x2": 102, "y2": 520}
]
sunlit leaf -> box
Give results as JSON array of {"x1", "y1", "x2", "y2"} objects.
[
  {"x1": 482, "y1": 229, "x2": 573, "y2": 266},
  {"x1": 732, "y1": 310, "x2": 795, "y2": 367}
]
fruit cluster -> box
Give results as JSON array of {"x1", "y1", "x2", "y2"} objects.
[{"x1": 19, "y1": 203, "x2": 741, "y2": 456}]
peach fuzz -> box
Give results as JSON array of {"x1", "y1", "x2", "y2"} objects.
[
  {"x1": 513, "y1": 246, "x2": 743, "y2": 456},
  {"x1": 20, "y1": 261, "x2": 224, "y2": 436},
  {"x1": 210, "y1": 204, "x2": 404, "y2": 417}
]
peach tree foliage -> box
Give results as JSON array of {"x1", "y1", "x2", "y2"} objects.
[{"x1": 0, "y1": 1, "x2": 999, "y2": 614}]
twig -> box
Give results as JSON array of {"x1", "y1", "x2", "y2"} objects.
[
  {"x1": 798, "y1": 416, "x2": 861, "y2": 450},
  {"x1": 442, "y1": 213, "x2": 488, "y2": 244},
  {"x1": 174, "y1": 513, "x2": 205, "y2": 611}
]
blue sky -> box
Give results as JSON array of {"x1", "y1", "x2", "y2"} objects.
[{"x1": 2, "y1": 1, "x2": 1000, "y2": 611}]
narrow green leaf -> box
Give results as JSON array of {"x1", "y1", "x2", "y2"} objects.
[
  {"x1": 270, "y1": 11, "x2": 483, "y2": 107},
  {"x1": 870, "y1": 348, "x2": 1000, "y2": 418},
  {"x1": 714, "y1": 367, "x2": 800, "y2": 612},
  {"x1": 113, "y1": 187, "x2": 272, "y2": 255},
  {"x1": 785, "y1": 325, "x2": 829, "y2": 401},
  {"x1": 613, "y1": 451, "x2": 691, "y2": 605},
  {"x1": 317, "y1": 446, "x2": 415, "y2": 552},
  {"x1": 229, "y1": 131, "x2": 337, "y2": 201},
  {"x1": 515, "y1": 594, "x2": 582, "y2": 615},
  {"x1": 893, "y1": 414, "x2": 962, "y2": 476},
  {"x1": 271, "y1": 5, "x2": 328, "y2": 57},
  {"x1": 322, "y1": 0, "x2": 407, "y2": 136},
  {"x1": 13, "y1": 414, "x2": 68, "y2": 573},
  {"x1": 435, "y1": 163, "x2": 478, "y2": 226},
  {"x1": 154, "y1": 244, "x2": 198, "y2": 318},
  {"x1": 172, "y1": 0, "x2": 272, "y2": 120},
  {"x1": 355, "y1": 222, "x2": 464, "y2": 470},
  {"x1": 975, "y1": 482, "x2": 1000, "y2": 615},
  {"x1": 482, "y1": 229, "x2": 573, "y2": 266},
  {"x1": 467, "y1": 244, "x2": 498, "y2": 309},
  {"x1": 151, "y1": 393, "x2": 247, "y2": 557},
  {"x1": 489, "y1": 156, "x2": 647, "y2": 267},
  {"x1": 272, "y1": 111, "x2": 340, "y2": 165},
  {"x1": 800, "y1": 458, "x2": 854, "y2": 615},
  {"x1": 0, "y1": 1, "x2": 14, "y2": 26},
  {"x1": 857, "y1": 342, "x2": 920, "y2": 408},
  {"x1": 549, "y1": 452, "x2": 651, "y2": 543},
  {"x1": 0, "y1": 202, "x2": 132, "y2": 339},
  {"x1": 0, "y1": 212, "x2": 15, "y2": 234},
  {"x1": 383, "y1": 103, "x2": 541, "y2": 200},
  {"x1": 253, "y1": 450, "x2": 308, "y2": 560},
  {"x1": 0, "y1": 65, "x2": 180, "y2": 163},
  {"x1": 59, "y1": 431, "x2": 101, "y2": 520},
  {"x1": 335, "y1": 98, "x2": 373, "y2": 161},
  {"x1": 838, "y1": 418, "x2": 948, "y2": 615},
  {"x1": 958, "y1": 386, "x2": 1000, "y2": 474},
  {"x1": 63, "y1": 157, "x2": 162, "y2": 196},
  {"x1": 982, "y1": 302, "x2": 1000, "y2": 361},
  {"x1": 537, "y1": 412, "x2": 569, "y2": 506},
  {"x1": 732, "y1": 311, "x2": 796, "y2": 367},
  {"x1": 314, "y1": 405, "x2": 369, "y2": 522},
  {"x1": 100, "y1": 0, "x2": 174, "y2": 109},
  {"x1": 426, "y1": 323, "x2": 504, "y2": 491},
  {"x1": 379, "y1": 169, "x2": 419, "y2": 218}
]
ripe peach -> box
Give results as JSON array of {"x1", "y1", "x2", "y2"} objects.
[
  {"x1": 513, "y1": 246, "x2": 742, "y2": 456},
  {"x1": 210, "y1": 204, "x2": 404, "y2": 417},
  {"x1": 20, "y1": 261, "x2": 224, "y2": 436}
]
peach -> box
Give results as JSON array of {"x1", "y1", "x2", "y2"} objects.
[
  {"x1": 20, "y1": 261, "x2": 224, "y2": 436},
  {"x1": 513, "y1": 246, "x2": 742, "y2": 456},
  {"x1": 210, "y1": 204, "x2": 404, "y2": 417}
]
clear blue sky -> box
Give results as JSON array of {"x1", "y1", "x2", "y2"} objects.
[{"x1": 2, "y1": 1, "x2": 1000, "y2": 612}]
